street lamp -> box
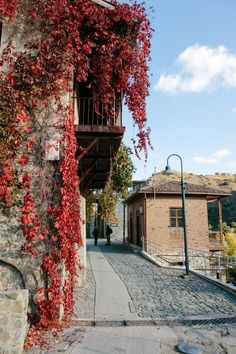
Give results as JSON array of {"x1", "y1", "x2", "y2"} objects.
[{"x1": 164, "y1": 154, "x2": 189, "y2": 275}]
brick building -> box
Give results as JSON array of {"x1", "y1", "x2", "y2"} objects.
[{"x1": 124, "y1": 181, "x2": 231, "y2": 260}]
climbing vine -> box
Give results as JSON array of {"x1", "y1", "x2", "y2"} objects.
[{"x1": 0, "y1": 0, "x2": 152, "y2": 338}]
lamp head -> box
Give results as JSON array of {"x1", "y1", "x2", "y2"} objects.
[{"x1": 163, "y1": 164, "x2": 174, "y2": 175}]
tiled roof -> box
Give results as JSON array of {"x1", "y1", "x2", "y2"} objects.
[{"x1": 139, "y1": 181, "x2": 231, "y2": 196}]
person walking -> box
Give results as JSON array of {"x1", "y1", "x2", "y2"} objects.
[
  {"x1": 105, "y1": 224, "x2": 113, "y2": 245},
  {"x1": 92, "y1": 226, "x2": 99, "y2": 246}
]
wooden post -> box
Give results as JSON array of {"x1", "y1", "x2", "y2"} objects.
[
  {"x1": 123, "y1": 204, "x2": 126, "y2": 243},
  {"x1": 218, "y1": 198, "x2": 224, "y2": 246},
  {"x1": 144, "y1": 194, "x2": 147, "y2": 252}
]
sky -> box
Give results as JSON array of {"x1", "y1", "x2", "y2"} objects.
[{"x1": 121, "y1": 0, "x2": 236, "y2": 180}]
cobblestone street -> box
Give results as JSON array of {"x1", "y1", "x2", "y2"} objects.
[
  {"x1": 26, "y1": 240, "x2": 236, "y2": 353},
  {"x1": 77, "y1": 241, "x2": 236, "y2": 319}
]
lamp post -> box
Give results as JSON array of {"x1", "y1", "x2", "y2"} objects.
[{"x1": 164, "y1": 154, "x2": 189, "y2": 275}]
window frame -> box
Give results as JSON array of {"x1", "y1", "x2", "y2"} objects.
[{"x1": 169, "y1": 207, "x2": 183, "y2": 228}]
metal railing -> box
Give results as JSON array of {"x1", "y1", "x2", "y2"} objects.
[
  {"x1": 78, "y1": 97, "x2": 122, "y2": 126},
  {"x1": 190, "y1": 249, "x2": 236, "y2": 281},
  {"x1": 143, "y1": 238, "x2": 236, "y2": 281}
]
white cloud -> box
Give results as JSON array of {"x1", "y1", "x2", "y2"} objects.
[
  {"x1": 193, "y1": 157, "x2": 218, "y2": 165},
  {"x1": 233, "y1": 106, "x2": 236, "y2": 113},
  {"x1": 155, "y1": 75, "x2": 181, "y2": 92},
  {"x1": 154, "y1": 44, "x2": 236, "y2": 93},
  {"x1": 213, "y1": 148, "x2": 231, "y2": 158},
  {"x1": 194, "y1": 148, "x2": 231, "y2": 165}
]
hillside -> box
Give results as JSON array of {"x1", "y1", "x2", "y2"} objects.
[{"x1": 148, "y1": 172, "x2": 236, "y2": 229}]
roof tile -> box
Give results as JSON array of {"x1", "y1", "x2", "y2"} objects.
[{"x1": 140, "y1": 181, "x2": 230, "y2": 196}]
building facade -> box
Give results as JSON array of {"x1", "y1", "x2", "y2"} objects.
[{"x1": 125, "y1": 181, "x2": 231, "y2": 263}]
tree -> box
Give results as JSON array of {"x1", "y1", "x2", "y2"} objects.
[
  {"x1": 98, "y1": 143, "x2": 136, "y2": 219},
  {"x1": 111, "y1": 143, "x2": 136, "y2": 199}
]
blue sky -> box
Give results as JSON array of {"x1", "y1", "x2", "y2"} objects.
[{"x1": 122, "y1": 0, "x2": 236, "y2": 180}]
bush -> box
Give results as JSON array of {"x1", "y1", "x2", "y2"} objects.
[
  {"x1": 223, "y1": 232, "x2": 236, "y2": 256},
  {"x1": 229, "y1": 266, "x2": 236, "y2": 281}
]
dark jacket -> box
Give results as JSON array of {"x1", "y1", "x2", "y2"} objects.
[
  {"x1": 92, "y1": 227, "x2": 99, "y2": 238},
  {"x1": 106, "y1": 226, "x2": 113, "y2": 235}
]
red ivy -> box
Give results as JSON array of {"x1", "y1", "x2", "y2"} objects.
[
  {"x1": 0, "y1": 0, "x2": 152, "y2": 339},
  {"x1": 0, "y1": 164, "x2": 14, "y2": 206},
  {"x1": 0, "y1": 0, "x2": 20, "y2": 18},
  {"x1": 56, "y1": 109, "x2": 82, "y2": 272}
]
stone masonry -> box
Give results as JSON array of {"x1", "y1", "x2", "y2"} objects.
[
  {"x1": 0, "y1": 208, "x2": 42, "y2": 313},
  {"x1": 70, "y1": 241, "x2": 236, "y2": 320},
  {"x1": 0, "y1": 289, "x2": 28, "y2": 354},
  {"x1": 101, "y1": 242, "x2": 236, "y2": 318}
]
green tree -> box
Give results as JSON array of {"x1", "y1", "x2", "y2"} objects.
[
  {"x1": 98, "y1": 177, "x2": 116, "y2": 220},
  {"x1": 85, "y1": 193, "x2": 96, "y2": 224},
  {"x1": 111, "y1": 143, "x2": 136, "y2": 199},
  {"x1": 98, "y1": 143, "x2": 136, "y2": 219}
]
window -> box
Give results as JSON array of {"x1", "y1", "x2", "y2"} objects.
[{"x1": 170, "y1": 208, "x2": 183, "y2": 228}]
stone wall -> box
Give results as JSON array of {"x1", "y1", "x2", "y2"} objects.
[
  {"x1": 110, "y1": 199, "x2": 125, "y2": 241},
  {"x1": 0, "y1": 208, "x2": 23, "y2": 255},
  {"x1": 0, "y1": 289, "x2": 28, "y2": 354},
  {"x1": 0, "y1": 208, "x2": 42, "y2": 313},
  {"x1": 89, "y1": 199, "x2": 127, "y2": 241}
]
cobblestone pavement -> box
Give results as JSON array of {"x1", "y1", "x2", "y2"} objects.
[
  {"x1": 25, "y1": 241, "x2": 236, "y2": 353},
  {"x1": 73, "y1": 251, "x2": 95, "y2": 319},
  {"x1": 100, "y1": 243, "x2": 236, "y2": 318}
]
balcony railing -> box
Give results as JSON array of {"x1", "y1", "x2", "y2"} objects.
[
  {"x1": 77, "y1": 97, "x2": 122, "y2": 126},
  {"x1": 209, "y1": 231, "x2": 220, "y2": 244},
  {"x1": 209, "y1": 231, "x2": 226, "y2": 248}
]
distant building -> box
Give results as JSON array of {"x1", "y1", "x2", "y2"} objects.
[{"x1": 124, "y1": 181, "x2": 231, "y2": 262}]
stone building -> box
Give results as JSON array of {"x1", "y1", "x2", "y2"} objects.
[
  {"x1": 124, "y1": 181, "x2": 231, "y2": 264},
  {"x1": 0, "y1": 0, "x2": 124, "y2": 295},
  {"x1": 0, "y1": 0, "x2": 127, "y2": 350}
]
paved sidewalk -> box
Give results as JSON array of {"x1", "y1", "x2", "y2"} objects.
[
  {"x1": 88, "y1": 240, "x2": 138, "y2": 320},
  {"x1": 26, "y1": 239, "x2": 236, "y2": 354}
]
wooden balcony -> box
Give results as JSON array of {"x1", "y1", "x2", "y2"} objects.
[
  {"x1": 74, "y1": 98, "x2": 125, "y2": 191},
  {"x1": 77, "y1": 98, "x2": 122, "y2": 127}
]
